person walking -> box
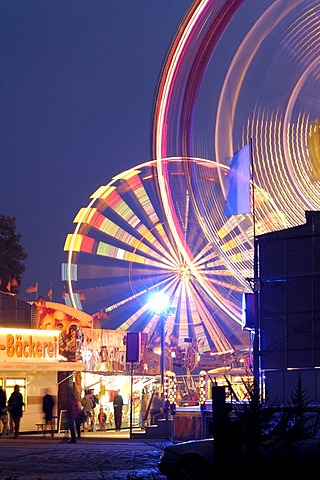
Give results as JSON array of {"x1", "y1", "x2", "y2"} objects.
[
  {"x1": 140, "y1": 389, "x2": 149, "y2": 427},
  {"x1": 81, "y1": 389, "x2": 95, "y2": 432},
  {"x1": 7, "y1": 385, "x2": 25, "y2": 438},
  {"x1": 42, "y1": 388, "x2": 55, "y2": 438},
  {"x1": 0, "y1": 386, "x2": 6, "y2": 412},
  {"x1": 0, "y1": 408, "x2": 9, "y2": 436},
  {"x1": 113, "y1": 389, "x2": 124, "y2": 431},
  {"x1": 67, "y1": 391, "x2": 80, "y2": 443},
  {"x1": 89, "y1": 388, "x2": 98, "y2": 432},
  {"x1": 150, "y1": 390, "x2": 162, "y2": 425},
  {"x1": 0, "y1": 386, "x2": 7, "y2": 435},
  {"x1": 75, "y1": 408, "x2": 86, "y2": 439}
]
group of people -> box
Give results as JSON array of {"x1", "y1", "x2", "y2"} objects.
[
  {"x1": 80, "y1": 388, "x2": 124, "y2": 432},
  {"x1": 0, "y1": 385, "x2": 25, "y2": 438},
  {"x1": 65, "y1": 388, "x2": 98, "y2": 444},
  {"x1": 69, "y1": 386, "x2": 162, "y2": 436},
  {"x1": 81, "y1": 387, "x2": 101, "y2": 432},
  {"x1": 66, "y1": 387, "x2": 125, "y2": 441},
  {"x1": 1, "y1": 383, "x2": 163, "y2": 440},
  {"x1": 0, "y1": 385, "x2": 56, "y2": 440},
  {"x1": 65, "y1": 387, "x2": 124, "y2": 443},
  {"x1": 0, "y1": 382, "x2": 166, "y2": 441}
]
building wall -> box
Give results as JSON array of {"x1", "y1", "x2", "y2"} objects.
[
  {"x1": 264, "y1": 368, "x2": 320, "y2": 405},
  {"x1": 257, "y1": 211, "x2": 320, "y2": 404},
  {"x1": 0, "y1": 292, "x2": 32, "y2": 328},
  {"x1": 0, "y1": 370, "x2": 57, "y2": 432}
]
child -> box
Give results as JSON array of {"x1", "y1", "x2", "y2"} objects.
[{"x1": 98, "y1": 406, "x2": 107, "y2": 432}]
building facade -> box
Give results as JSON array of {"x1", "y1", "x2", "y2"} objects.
[{"x1": 256, "y1": 211, "x2": 320, "y2": 405}]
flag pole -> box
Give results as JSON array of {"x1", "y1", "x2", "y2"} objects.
[
  {"x1": 250, "y1": 138, "x2": 260, "y2": 399},
  {"x1": 250, "y1": 138, "x2": 256, "y2": 241},
  {"x1": 36, "y1": 282, "x2": 38, "y2": 301}
]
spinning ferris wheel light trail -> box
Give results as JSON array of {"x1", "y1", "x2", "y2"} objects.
[
  {"x1": 62, "y1": 0, "x2": 320, "y2": 372},
  {"x1": 62, "y1": 158, "x2": 251, "y2": 366}
]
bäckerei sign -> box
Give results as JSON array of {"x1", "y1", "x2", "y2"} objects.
[{"x1": 0, "y1": 328, "x2": 60, "y2": 362}]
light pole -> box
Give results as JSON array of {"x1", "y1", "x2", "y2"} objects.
[
  {"x1": 148, "y1": 293, "x2": 176, "y2": 441},
  {"x1": 148, "y1": 293, "x2": 173, "y2": 411},
  {"x1": 160, "y1": 310, "x2": 166, "y2": 399}
]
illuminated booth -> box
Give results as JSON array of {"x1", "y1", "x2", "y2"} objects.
[
  {"x1": 0, "y1": 326, "x2": 84, "y2": 432},
  {"x1": 2, "y1": 293, "x2": 250, "y2": 436},
  {"x1": 0, "y1": 294, "x2": 156, "y2": 433},
  {"x1": 35, "y1": 302, "x2": 161, "y2": 431}
]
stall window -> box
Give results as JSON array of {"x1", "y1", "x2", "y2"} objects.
[{"x1": 6, "y1": 378, "x2": 26, "y2": 411}]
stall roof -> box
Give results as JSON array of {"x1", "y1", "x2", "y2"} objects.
[{"x1": 37, "y1": 301, "x2": 93, "y2": 327}]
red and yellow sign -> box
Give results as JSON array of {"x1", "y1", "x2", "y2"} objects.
[{"x1": 0, "y1": 328, "x2": 60, "y2": 362}]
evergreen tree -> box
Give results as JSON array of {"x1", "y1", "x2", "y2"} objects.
[
  {"x1": 0, "y1": 215, "x2": 27, "y2": 294},
  {"x1": 287, "y1": 373, "x2": 313, "y2": 441}
]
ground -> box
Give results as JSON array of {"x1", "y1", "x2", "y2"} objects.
[{"x1": 0, "y1": 431, "x2": 169, "y2": 480}]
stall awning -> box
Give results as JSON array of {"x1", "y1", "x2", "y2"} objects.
[{"x1": 0, "y1": 361, "x2": 85, "y2": 372}]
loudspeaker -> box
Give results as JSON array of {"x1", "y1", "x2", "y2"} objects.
[
  {"x1": 126, "y1": 332, "x2": 141, "y2": 363},
  {"x1": 242, "y1": 292, "x2": 255, "y2": 329}
]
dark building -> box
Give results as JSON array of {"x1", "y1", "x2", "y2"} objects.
[
  {"x1": 0, "y1": 291, "x2": 33, "y2": 328},
  {"x1": 256, "y1": 211, "x2": 320, "y2": 405}
]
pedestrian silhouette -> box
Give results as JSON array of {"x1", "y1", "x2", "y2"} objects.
[{"x1": 113, "y1": 389, "x2": 124, "y2": 431}]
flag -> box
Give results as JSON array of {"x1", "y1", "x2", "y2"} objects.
[
  {"x1": 36, "y1": 295, "x2": 46, "y2": 306},
  {"x1": 47, "y1": 286, "x2": 53, "y2": 300},
  {"x1": 26, "y1": 283, "x2": 37, "y2": 293},
  {"x1": 6, "y1": 276, "x2": 19, "y2": 292},
  {"x1": 78, "y1": 291, "x2": 86, "y2": 301},
  {"x1": 224, "y1": 143, "x2": 251, "y2": 217},
  {"x1": 94, "y1": 309, "x2": 109, "y2": 320}
]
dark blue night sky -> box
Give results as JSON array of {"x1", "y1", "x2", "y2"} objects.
[{"x1": 1, "y1": 0, "x2": 191, "y2": 300}]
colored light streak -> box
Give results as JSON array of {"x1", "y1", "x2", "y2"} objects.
[
  {"x1": 63, "y1": 1, "x2": 320, "y2": 364},
  {"x1": 63, "y1": 158, "x2": 251, "y2": 357}
]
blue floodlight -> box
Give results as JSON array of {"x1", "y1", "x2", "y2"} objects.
[{"x1": 147, "y1": 292, "x2": 170, "y2": 314}]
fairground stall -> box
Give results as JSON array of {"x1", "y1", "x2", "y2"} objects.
[
  {"x1": 35, "y1": 302, "x2": 161, "y2": 431},
  {"x1": 0, "y1": 326, "x2": 84, "y2": 432},
  {"x1": 0, "y1": 293, "x2": 254, "y2": 437},
  {"x1": 34, "y1": 300, "x2": 254, "y2": 435}
]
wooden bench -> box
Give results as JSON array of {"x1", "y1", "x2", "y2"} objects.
[
  {"x1": 35, "y1": 416, "x2": 58, "y2": 434},
  {"x1": 35, "y1": 423, "x2": 46, "y2": 433}
]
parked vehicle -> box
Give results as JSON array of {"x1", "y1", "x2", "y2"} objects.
[
  {"x1": 158, "y1": 406, "x2": 320, "y2": 480},
  {"x1": 158, "y1": 438, "x2": 214, "y2": 480}
]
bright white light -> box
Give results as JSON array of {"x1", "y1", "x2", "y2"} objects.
[{"x1": 147, "y1": 292, "x2": 170, "y2": 314}]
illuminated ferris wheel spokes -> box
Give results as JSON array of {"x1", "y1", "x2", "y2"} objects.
[{"x1": 63, "y1": 158, "x2": 250, "y2": 355}]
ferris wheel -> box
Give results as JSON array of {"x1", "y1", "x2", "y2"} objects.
[
  {"x1": 153, "y1": 0, "x2": 320, "y2": 235},
  {"x1": 151, "y1": 0, "x2": 320, "y2": 361},
  {"x1": 62, "y1": 157, "x2": 254, "y2": 360},
  {"x1": 62, "y1": 0, "x2": 320, "y2": 367}
]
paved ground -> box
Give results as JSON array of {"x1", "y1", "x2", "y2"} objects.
[{"x1": 0, "y1": 430, "x2": 170, "y2": 480}]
